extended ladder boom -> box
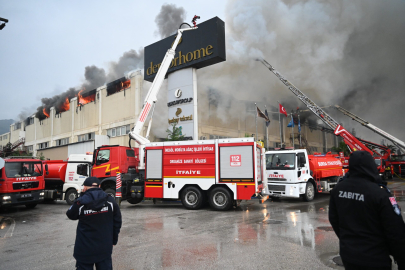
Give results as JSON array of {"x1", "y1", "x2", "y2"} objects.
[
  {"x1": 129, "y1": 19, "x2": 199, "y2": 170},
  {"x1": 257, "y1": 59, "x2": 373, "y2": 155},
  {"x1": 335, "y1": 105, "x2": 405, "y2": 151}
]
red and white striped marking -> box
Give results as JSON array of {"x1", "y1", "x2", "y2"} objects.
[
  {"x1": 139, "y1": 103, "x2": 151, "y2": 123},
  {"x1": 116, "y1": 172, "x2": 122, "y2": 197}
]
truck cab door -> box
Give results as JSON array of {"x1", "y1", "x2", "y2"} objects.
[{"x1": 297, "y1": 152, "x2": 309, "y2": 178}]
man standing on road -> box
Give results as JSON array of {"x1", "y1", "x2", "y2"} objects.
[
  {"x1": 329, "y1": 151, "x2": 405, "y2": 270},
  {"x1": 66, "y1": 177, "x2": 122, "y2": 270}
]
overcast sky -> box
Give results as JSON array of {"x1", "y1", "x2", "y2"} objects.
[{"x1": 0, "y1": 0, "x2": 225, "y2": 120}]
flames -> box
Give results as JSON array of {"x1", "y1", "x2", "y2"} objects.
[
  {"x1": 43, "y1": 108, "x2": 50, "y2": 118},
  {"x1": 78, "y1": 90, "x2": 96, "y2": 106},
  {"x1": 121, "y1": 80, "x2": 130, "y2": 90},
  {"x1": 60, "y1": 98, "x2": 70, "y2": 111}
]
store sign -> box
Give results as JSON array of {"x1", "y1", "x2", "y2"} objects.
[{"x1": 144, "y1": 17, "x2": 226, "y2": 82}]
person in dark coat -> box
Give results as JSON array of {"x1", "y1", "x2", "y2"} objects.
[
  {"x1": 329, "y1": 151, "x2": 405, "y2": 270},
  {"x1": 66, "y1": 177, "x2": 122, "y2": 270}
]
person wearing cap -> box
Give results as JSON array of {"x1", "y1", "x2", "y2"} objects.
[
  {"x1": 329, "y1": 151, "x2": 405, "y2": 270},
  {"x1": 66, "y1": 177, "x2": 122, "y2": 270}
]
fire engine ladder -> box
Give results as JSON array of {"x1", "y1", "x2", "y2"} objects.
[
  {"x1": 256, "y1": 58, "x2": 373, "y2": 156},
  {"x1": 334, "y1": 105, "x2": 405, "y2": 152},
  {"x1": 300, "y1": 134, "x2": 312, "y2": 154},
  {"x1": 0, "y1": 137, "x2": 25, "y2": 157}
]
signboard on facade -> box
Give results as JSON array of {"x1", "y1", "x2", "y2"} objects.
[{"x1": 144, "y1": 17, "x2": 226, "y2": 82}]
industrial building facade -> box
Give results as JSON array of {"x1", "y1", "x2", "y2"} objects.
[{"x1": 1, "y1": 70, "x2": 339, "y2": 160}]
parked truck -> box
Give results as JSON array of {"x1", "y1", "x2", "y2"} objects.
[
  {"x1": 264, "y1": 149, "x2": 344, "y2": 201},
  {"x1": 43, "y1": 154, "x2": 92, "y2": 204},
  {"x1": 0, "y1": 157, "x2": 45, "y2": 208},
  {"x1": 78, "y1": 138, "x2": 266, "y2": 210}
]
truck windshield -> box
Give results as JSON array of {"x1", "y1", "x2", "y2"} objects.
[
  {"x1": 97, "y1": 150, "x2": 110, "y2": 165},
  {"x1": 5, "y1": 162, "x2": 43, "y2": 178},
  {"x1": 266, "y1": 153, "x2": 296, "y2": 170},
  {"x1": 392, "y1": 155, "x2": 405, "y2": 162}
]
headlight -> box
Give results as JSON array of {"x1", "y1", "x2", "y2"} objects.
[
  {"x1": 40, "y1": 192, "x2": 45, "y2": 196},
  {"x1": 3, "y1": 196, "x2": 11, "y2": 200}
]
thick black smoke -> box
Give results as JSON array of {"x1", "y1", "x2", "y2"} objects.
[
  {"x1": 195, "y1": 0, "x2": 405, "y2": 143},
  {"x1": 154, "y1": 4, "x2": 186, "y2": 38}
]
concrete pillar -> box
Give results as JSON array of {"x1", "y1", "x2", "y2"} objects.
[
  {"x1": 70, "y1": 97, "x2": 77, "y2": 143},
  {"x1": 50, "y1": 107, "x2": 55, "y2": 147}
]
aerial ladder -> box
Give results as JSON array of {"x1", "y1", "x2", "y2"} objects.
[
  {"x1": 256, "y1": 59, "x2": 374, "y2": 157},
  {"x1": 129, "y1": 16, "x2": 200, "y2": 170},
  {"x1": 334, "y1": 105, "x2": 405, "y2": 152}
]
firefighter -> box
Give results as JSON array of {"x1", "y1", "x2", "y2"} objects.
[
  {"x1": 66, "y1": 177, "x2": 122, "y2": 270},
  {"x1": 329, "y1": 151, "x2": 405, "y2": 270}
]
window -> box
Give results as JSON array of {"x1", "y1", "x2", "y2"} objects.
[
  {"x1": 96, "y1": 150, "x2": 110, "y2": 165},
  {"x1": 266, "y1": 153, "x2": 296, "y2": 170},
  {"x1": 38, "y1": 142, "x2": 49, "y2": 149},
  {"x1": 26, "y1": 118, "x2": 34, "y2": 126},
  {"x1": 27, "y1": 145, "x2": 34, "y2": 153},
  {"x1": 3, "y1": 134, "x2": 8, "y2": 140},
  {"x1": 56, "y1": 138, "x2": 69, "y2": 146},
  {"x1": 5, "y1": 162, "x2": 43, "y2": 178},
  {"x1": 126, "y1": 149, "x2": 135, "y2": 157},
  {"x1": 13, "y1": 122, "x2": 21, "y2": 131},
  {"x1": 107, "y1": 125, "x2": 130, "y2": 138},
  {"x1": 78, "y1": 132, "x2": 95, "y2": 142}
]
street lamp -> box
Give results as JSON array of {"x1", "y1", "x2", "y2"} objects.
[{"x1": 0, "y1": 17, "x2": 9, "y2": 30}]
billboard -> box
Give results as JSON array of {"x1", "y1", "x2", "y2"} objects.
[{"x1": 144, "y1": 17, "x2": 226, "y2": 82}]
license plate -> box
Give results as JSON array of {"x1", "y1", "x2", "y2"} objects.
[
  {"x1": 21, "y1": 194, "x2": 32, "y2": 198},
  {"x1": 272, "y1": 194, "x2": 281, "y2": 197}
]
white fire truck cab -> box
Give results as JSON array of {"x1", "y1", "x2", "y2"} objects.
[{"x1": 263, "y1": 149, "x2": 343, "y2": 201}]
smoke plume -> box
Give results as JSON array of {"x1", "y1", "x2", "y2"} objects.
[
  {"x1": 195, "y1": 0, "x2": 405, "y2": 143},
  {"x1": 154, "y1": 4, "x2": 187, "y2": 38}
]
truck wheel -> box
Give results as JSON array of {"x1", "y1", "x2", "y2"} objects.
[
  {"x1": 25, "y1": 203, "x2": 37, "y2": 209},
  {"x1": 127, "y1": 197, "x2": 143, "y2": 205},
  {"x1": 105, "y1": 188, "x2": 116, "y2": 198},
  {"x1": 208, "y1": 187, "x2": 233, "y2": 211},
  {"x1": 181, "y1": 186, "x2": 203, "y2": 210},
  {"x1": 65, "y1": 189, "x2": 78, "y2": 205},
  {"x1": 303, "y1": 182, "x2": 315, "y2": 202}
]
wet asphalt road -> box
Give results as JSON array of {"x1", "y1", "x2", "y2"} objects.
[{"x1": 1, "y1": 180, "x2": 405, "y2": 270}]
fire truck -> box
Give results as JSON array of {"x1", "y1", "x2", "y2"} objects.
[
  {"x1": 42, "y1": 154, "x2": 92, "y2": 204},
  {"x1": 264, "y1": 149, "x2": 344, "y2": 201},
  {"x1": 75, "y1": 17, "x2": 266, "y2": 210},
  {"x1": 257, "y1": 59, "x2": 391, "y2": 199},
  {"x1": 334, "y1": 104, "x2": 405, "y2": 179},
  {"x1": 0, "y1": 157, "x2": 45, "y2": 208}
]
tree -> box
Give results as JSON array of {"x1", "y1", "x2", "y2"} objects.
[
  {"x1": 381, "y1": 144, "x2": 397, "y2": 155},
  {"x1": 331, "y1": 141, "x2": 351, "y2": 156},
  {"x1": 166, "y1": 122, "x2": 185, "y2": 141},
  {"x1": 36, "y1": 152, "x2": 45, "y2": 160}
]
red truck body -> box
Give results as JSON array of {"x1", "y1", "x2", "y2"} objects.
[{"x1": 0, "y1": 157, "x2": 45, "y2": 208}]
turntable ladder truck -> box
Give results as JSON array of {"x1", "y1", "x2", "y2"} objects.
[{"x1": 256, "y1": 59, "x2": 382, "y2": 200}]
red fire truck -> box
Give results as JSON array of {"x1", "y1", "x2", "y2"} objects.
[
  {"x1": 78, "y1": 138, "x2": 265, "y2": 210},
  {"x1": 0, "y1": 157, "x2": 45, "y2": 208}
]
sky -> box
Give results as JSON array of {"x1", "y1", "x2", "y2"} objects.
[
  {"x1": 1, "y1": 0, "x2": 405, "y2": 146},
  {"x1": 0, "y1": 0, "x2": 225, "y2": 120}
]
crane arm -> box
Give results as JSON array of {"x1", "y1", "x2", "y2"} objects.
[
  {"x1": 129, "y1": 24, "x2": 198, "y2": 146},
  {"x1": 335, "y1": 105, "x2": 405, "y2": 151},
  {"x1": 257, "y1": 58, "x2": 373, "y2": 155}
]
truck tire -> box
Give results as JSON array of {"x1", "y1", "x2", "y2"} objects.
[
  {"x1": 25, "y1": 203, "x2": 37, "y2": 209},
  {"x1": 104, "y1": 188, "x2": 116, "y2": 198},
  {"x1": 208, "y1": 187, "x2": 233, "y2": 211},
  {"x1": 65, "y1": 189, "x2": 78, "y2": 205},
  {"x1": 127, "y1": 197, "x2": 143, "y2": 205},
  {"x1": 303, "y1": 182, "x2": 315, "y2": 202},
  {"x1": 181, "y1": 186, "x2": 204, "y2": 210}
]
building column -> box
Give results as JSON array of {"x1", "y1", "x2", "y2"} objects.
[
  {"x1": 50, "y1": 107, "x2": 55, "y2": 147},
  {"x1": 70, "y1": 97, "x2": 77, "y2": 143}
]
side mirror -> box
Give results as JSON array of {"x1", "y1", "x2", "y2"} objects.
[
  {"x1": 77, "y1": 164, "x2": 89, "y2": 176},
  {"x1": 45, "y1": 164, "x2": 49, "y2": 174}
]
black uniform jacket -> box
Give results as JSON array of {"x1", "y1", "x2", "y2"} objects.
[
  {"x1": 66, "y1": 188, "x2": 122, "y2": 263},
  {"x1": 329, "y1": 151, "x2": 405, "y2": 268}
]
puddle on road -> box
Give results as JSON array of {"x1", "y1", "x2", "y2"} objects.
[{"x1": 0, "y1": 216, "x2": 16, "y2": 238}]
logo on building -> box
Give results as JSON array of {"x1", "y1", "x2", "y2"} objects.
[
  {"x1": 175, "y1": 108, "x2": 182, "y2": 117},
  {"x1": 174, "y1": 89, "x2": 182, "y2": 98}
]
